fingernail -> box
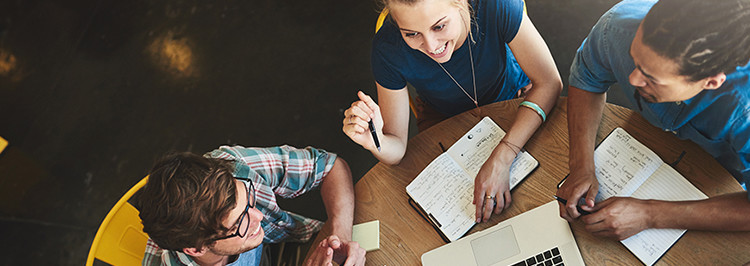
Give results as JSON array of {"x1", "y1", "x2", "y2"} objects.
[{"x1": 327, "y1": 248, "x2": 332, "y2": 255}]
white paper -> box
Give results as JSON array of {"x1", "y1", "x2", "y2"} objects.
[
  {"x1": 406, "y1": 153, "x2": 476, "y2": 241},
  {"x1": 593, "y1": 128, "x2": 662, "y2": 202},
  {"x1": 621, "y1": 164, "x2": 707, "y2": 266},
  {"x1": 446, "y1": 117, "x2": 505, "y2": 177},
  {"x1": 509, "y1": 151, "x2": 538, "y2": 189},
  {"x1": 406, "y1": 117, "x2": 539, "y2": 242}
]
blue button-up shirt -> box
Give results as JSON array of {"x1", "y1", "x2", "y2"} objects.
[{"x1": 569, "y1": 0, "x2": 750, "y2": 197}]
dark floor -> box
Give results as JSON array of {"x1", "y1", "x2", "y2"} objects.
[{"x1": 0, "y1": 0, "x2": 624, "y2": 264}]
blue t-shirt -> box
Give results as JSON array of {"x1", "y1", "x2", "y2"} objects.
[
  {"x1": 371, "y1": 0, "x2": 530, "y2": 117},
  {"x1": 227, "y1": 244, "x2": 263, "y2": 266},
  {"x1": 569, "y1": 0, "x2": 750, "y2": 197}
]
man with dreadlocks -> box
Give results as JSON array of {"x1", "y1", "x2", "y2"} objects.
[{"x1": 557, "y1": 0, "x2": 750, "y2": 240}]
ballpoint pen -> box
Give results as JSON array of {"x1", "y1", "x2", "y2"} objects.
[
  {"x1": 369, "y1": 120, "x2": 381, "y2": 152},
  {"x1": 553, "y1": 195, "x2": 592, "y2": 215}
]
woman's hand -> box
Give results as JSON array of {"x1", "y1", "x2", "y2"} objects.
[
  {"x1": 473, "y1": 141, "x2": 518, "y2": 222},
  {"x1": 342, "y1": 91, "x2": 382, "y2": 152}
]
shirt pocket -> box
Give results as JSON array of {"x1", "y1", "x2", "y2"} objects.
[
  {"x1": 678, "y1": 122, "x2": 747, "y2": 181},
  {"x1": 262, "y1": 218, "x2": 290, "y2": 243},
  {"x1": 676, "y1": 122, "x2": 728, "y2": 158}
]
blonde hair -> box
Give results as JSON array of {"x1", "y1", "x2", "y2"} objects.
[{"x1": 380, "y1": 0, "x2": 476, "y2": 43}]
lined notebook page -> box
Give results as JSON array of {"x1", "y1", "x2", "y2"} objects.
[
  {"x1": 406, "y1": 153, "x2": 476, "y2": 242},
  {"x1": 622, "y1": 164, "x2": 708, "y2": 266},
  {"x1": 593, "y1": 128, "x2": 663, "y2": 202}
]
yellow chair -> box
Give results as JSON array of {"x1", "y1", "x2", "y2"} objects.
[
  {"x1": 374, "y1": 9, "x2": 389, "y2": 33},
  {"x1": 86, "y1": 176, "x2": 150, "y2": 266},
  {"x1": 374, "y1": 9, "x2": 421, "y2": 119},
  {"x1": 0, "y1": 136, "x2": 7, "y2": 154}
]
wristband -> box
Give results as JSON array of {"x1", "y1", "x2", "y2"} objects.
[{"x1": 519, "y1": 101, "x2": 546, "y2": 122}]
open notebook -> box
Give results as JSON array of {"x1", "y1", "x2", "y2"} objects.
[
  {"x1": 591, "y1": 128, "x2": 708, "y2": 266},
  {"x1": 406, "y1": 117, "x2": 539, "y2": 242}
]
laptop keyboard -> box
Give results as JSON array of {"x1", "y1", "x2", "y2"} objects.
[{"x1": 511, "y1": 247, "x2": 564, "y2": 266}]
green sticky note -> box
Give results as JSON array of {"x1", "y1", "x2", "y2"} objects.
[{"x1": 352, "y1": 220, "x2": 380, "y2": 252}]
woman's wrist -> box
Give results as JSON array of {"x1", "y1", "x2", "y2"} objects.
[{"x1": 495, "y1": 140, "x2": 520, "y2": 165}]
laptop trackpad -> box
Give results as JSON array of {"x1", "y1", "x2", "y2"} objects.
[{"x1": 470, "y1": 225, "x2": 520, "y2": 266}]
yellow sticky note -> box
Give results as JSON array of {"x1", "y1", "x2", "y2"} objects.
[{"x1": 352, "y1": 220, "x2": 379, "y2": 252}]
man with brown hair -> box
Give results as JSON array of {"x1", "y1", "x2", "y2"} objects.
[{"x1": 137, "y1": 145, "x2": 366, "y2": 266}]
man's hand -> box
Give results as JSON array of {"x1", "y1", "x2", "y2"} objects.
[
  {"x1": 556, "y1": 169, "x2": 598, "y2": 221},
  {"x1": 305, "y1": 235, "x2": 366, "y2": 266},
  {"x1": 306, "y1": 238, "x2": 335, "y2": 266},
  {"x1": 580, "y1": 197, "x2": 653, "y2": 240},
  {"x1": 563, "y1": 86, "x2": 606, "y2": 221}
]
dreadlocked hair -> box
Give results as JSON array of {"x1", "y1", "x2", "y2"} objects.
[{"x1": 641, "y1": 0, "x2": 750, "y2": 81}]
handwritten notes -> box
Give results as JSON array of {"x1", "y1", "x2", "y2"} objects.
[
  {"x1": 594, "y1": 128, "x2": 707, "y2": 266},
  {"x1": 593, "y1": 128, "x2": 661, "y2": 202},
  {"x1": 407, "y1": 153, "x2": 476, "y2": 241},
  {"x1": 406, "y1": 117, "x2": 539, "y2": 242}
]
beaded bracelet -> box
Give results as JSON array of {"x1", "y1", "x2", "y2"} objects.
[{"x1": 519, "y1": 101, "x2": 546, "y2": 122}]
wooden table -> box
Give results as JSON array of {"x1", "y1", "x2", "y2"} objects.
[{"x1": 308, "y1": 97, "x2": 750, "y2": 265}]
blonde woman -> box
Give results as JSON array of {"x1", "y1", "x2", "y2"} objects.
[{"x1": 343, "y1": 0, "x2": 561, "y2": 222}]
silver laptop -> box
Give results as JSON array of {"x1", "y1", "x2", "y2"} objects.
[{"x1": 421, "y1": 201, "x2": 585, "y2": 266}]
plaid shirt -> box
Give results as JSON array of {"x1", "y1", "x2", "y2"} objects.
[{"x1": 142, "y1": 145, "x2": 337, "y2": 266}]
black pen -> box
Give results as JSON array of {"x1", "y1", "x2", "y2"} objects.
[
  {"x1": 368, "y1": 120, "x2": 381, "y2": 152},
  {"x1": 553, "y1": 195, "x2": 592, "y2": 215}
]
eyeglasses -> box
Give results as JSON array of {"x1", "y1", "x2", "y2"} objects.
[{"x1": 213, "y1": 178, "x2": 256, "y2": 241}]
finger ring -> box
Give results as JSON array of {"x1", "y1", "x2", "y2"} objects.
[{"x1": 486, "y1": 195, "x2": 495, "y2": 200}]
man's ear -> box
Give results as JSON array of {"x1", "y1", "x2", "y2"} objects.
[
  {"x1": 703, "y1": 72, "x2": 726, "y2": 90},
  {"x1": 183, "y1": 246, "x2": 207, "y2": 257}
]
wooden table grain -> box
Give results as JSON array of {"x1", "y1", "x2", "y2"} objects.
[{"x1": 307, "y1": 97, "x2": 750, "y2": 265}]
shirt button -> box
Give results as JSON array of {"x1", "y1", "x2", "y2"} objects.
[{"x1": 676, "y1": 101, "x2": 682, "y2": 105}]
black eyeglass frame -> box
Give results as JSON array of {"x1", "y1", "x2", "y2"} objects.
[{"x1": 212, "y1": 177, "x2": 256, "y2": 241}]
